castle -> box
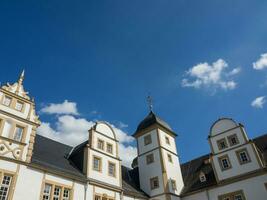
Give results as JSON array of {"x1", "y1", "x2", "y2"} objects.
[{"x1": 0, "y1": 71, "x2": 266, "y2": 200}]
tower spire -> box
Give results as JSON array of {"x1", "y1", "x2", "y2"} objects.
[
  {"x1": 147, "y1": 95, "x2": 153, "y2": 112},
  {"x1": 18, "y1": 69, "x2": 25, "y2": 85}
]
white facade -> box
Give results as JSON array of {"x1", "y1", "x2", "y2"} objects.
[{"x1": 0, "y1": 72, "x2": 266, "y2": 200}]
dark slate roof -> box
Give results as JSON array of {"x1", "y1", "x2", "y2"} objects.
[
  {"x1": 31, "y1": 134, "x2": 86, "y2": 180},
  {"x1": 133, "y1": 111, "x2": 176, "y2": 136}
]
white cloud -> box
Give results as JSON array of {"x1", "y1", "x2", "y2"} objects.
[
  {"x1": 37, "y1": 110, "x2": 137, "y2": 167},
  {"x1": 40, "y1": 100, "x2": 79, "y2": 115},
  {"x1": 181, "y1": 59, "x2": 240, "y2": 91},
  {"x1": 253, "y1": 53, "x2": 267, "y2": 70},
  {"x1": 251, "y1": 96, "x2": 266, "y2": 109}
]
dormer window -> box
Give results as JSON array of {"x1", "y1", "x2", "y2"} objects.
[
  {"x1": 2, "y1": 96, "x2": 12, "y2": 107},
  {"x1": 97, "y1": 139, "x2": 104, "y2": 150},
  {"x1": 199, "y1": 172, "x2": 206, "y2": 182},
  {"x1": 15, "y1": 101, "x2": 24, "y2": 112},
  {"x1": 228, "y1": 134, "x2": 239, "y2": 146},
  {"x1": 107, "y1": 143, "x2": 113, "y2": 154},
  {"x1": 236, "y1": 148, "x2": 251, "y2": 165},
  {"x1": 165, "y1": 136, "x2": 170, "y2": 145},
  {"x1": 144, "y1": 134, "x2": 152, "y2": 145},
  {"x1": 217, "y1": 138, "x2": 228, "y2": 150},
  {"x1": 219, "y1": 155, "x2": 231, "y2": 171}
]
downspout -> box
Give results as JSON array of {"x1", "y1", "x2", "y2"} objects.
[
  {"x1": 84, "y1": 183, "x2": 88, "y2": 200},
  {"x1": 205, "y1": 189, "x2": 210, "y2": 200}
]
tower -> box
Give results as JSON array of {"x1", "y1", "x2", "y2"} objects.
[
  {"x1": 0, "y1": 71, "x2": 40, "y2": 163},
  {"x1": 133, "y1": 111, "x2": 184, "y2": 200}
]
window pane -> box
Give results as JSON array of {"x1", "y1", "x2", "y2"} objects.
[
  {"x1": 15, "y1": 102, "x2": 23, "y2": 111},
  {"x1": 108, "y1": 163, "x2": 115, "y2": 177},
  {"x1": 93, "y1": 157, "x2": 101, "y2": 171},
  {"x1": 14, "y1": 126, "x2": 23, "y2": 142},
  {"x1": 63, "y1": 189, "x2": 70, "y2": 200}
]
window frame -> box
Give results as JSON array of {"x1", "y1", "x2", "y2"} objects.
[
  {"x1": 93, "y1": 155, "x2": 102, "y2": 172},
  {"x1": 227, "y1": 134, "x2": 239, "y2": 146},
  {"x1": 171, "y1": 179, "x2": 177, "y2": 191},
  {"x1": 108, "y1": 161, "x2": 116, "y2": 177},
  {"x1": 217, "y1": 138, "x2": 228, "y2": 150},
  {"x1": 2, "y1": 95, "x2": 12, "y2": 107},
  {"x1": 106, "y1": 143, "x2": 113, "y2": 154},
  {"x1": 146, "y1": 153, "x2": 154, "y2": 165},
  {"x1": 165, "y1": 136, "x2": 170, "y2": 145},
  {"x1": 150, "y1": 176, "x2": 159, "y2": 190},
  {"x1": 13, "y1": 125, "x2": 24, "y2": 142},
  {"x1": 144, "y1": 134, "x2": 152, "y2": 146},
  {"x1": 0, "y1": 172, "x2": 13, "y2": 200},
  {"x1": 41, "y1": 181, "x2": 72, "y2": 200},
  {"x1": 167, "y1": 154, "x2": 173, "y2": 163},
  {"x1": 218, "y1": 190, "x2": 246, "y2": 200},
  {"x1": 218, "y1": 155, "x2": 232, "y2": 171},
  {"x1": 236, "y1": 148, "x2": 251, "y2": 165},
  {"x1": 14, "y1": 100, "x2": 24, "y2": 112},
  {"x1": 97, "y1": 139, "x2": 105, "y2": 150}
]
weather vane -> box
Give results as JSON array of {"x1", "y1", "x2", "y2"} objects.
[{"x1": 147, "y1": 95, "x2": 153, "y2": 112}]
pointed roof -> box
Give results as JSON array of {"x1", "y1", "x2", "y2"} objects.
[{"x1": 133, "y1": 111, "x2": 176, "y2": 137}]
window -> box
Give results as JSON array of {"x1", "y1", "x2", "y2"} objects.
[
  {"x1": 13, "y1": 126, "x2": 24, "y2": 142},
  {"x1": 218, "y1": 190, "x2": 245, "y2": 200},
  {"x1": 97, "y1": 139, "x2": 104, "y2": 150},
  {"x1": 167, "y1": 154, "x2": 173, "y2": 163},
  {"x1": 228, "y1": 134, "x2": 239, "y2": 146},
  {"x1": 93, "y1": 156, "x2": 101, "y2": 172},
  {"x1": 217, "y1": 138, "x2": 228, "y2": 150},
  {"x1": 236, "y1": 148, "x2": 251, "y2": 165},
  {"x1": 53, "y1": 186, "x2": 61, "y2": 200},
  {"x1": 95, "y1": 195, "x2": 101, "y2": 200},
  {"x1": 62, "y1": 189, "x2": 70, "y2": 200},
  {"x1": 199, "y1": 172, "x2": 206, "y2": 182},
  {"x1": 165, "y1": 136, "x2": 170, "y2": 145},
  {"x1": 144, "y1": 134, "x2": 152, "y2": 145},
  {"x1": 107, "y1": 143, "x2": 113, "y2": 154},
  {"x1": 15, "y1": 101, "x2": 24, "y2": 111},
  {"x1": 150, "y1": 177, "x2": 159, "y2": 190},
  {"x1": 0, "y1": 174, "x2": 13, "y2": 200},
  {"x1": 42, "y1": 184, "x2": 52, "y2": 200},
  {"x1": 219, "y1": 155, "x2": 231, "y2": 170},
  {"x1": 42, "y1": 182, "x2": 71, "y2": 200},
  {"x1": 265, "y1": 182, "x2": 267, "y2": 190},
  {"x1": 146, "y1": 154, "x2": 154, "y2": 164},
  {"x1": 2, "y1": 96, "x2": 12, "y2": 107},
  {"x1": 171, "y1": 179, "x2": 176, "y2": 190},
  {"x1": 108, "y1": 162, "x2": 116, "y2": 177}
]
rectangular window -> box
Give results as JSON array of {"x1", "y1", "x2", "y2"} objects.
[
  {"x1": 93, "y1": 156, "x2": 101, "y2": 172},
  {"x1": 165, "y1": 136, "x2": 170, "y2": 145},
  {"x1": 236, "y1": 148, "x2": 251, "y2": 165},
  {"x1": 150, "y1": 177, "x2": 159, "y2": 190},
  {"x1": 42, "y1": 183, "x2": 71, "y2": 200},
  {"x1": 265, "y1": 182, "x2": 267, "y2": 190},
  {"x1": 217, "y1": 138, "x2": 228, "y2": 150},
  {"x1": 146, "y1": 153, "x2": 154, "y2": 164},
  {"x1": 171, "y1": 179, "x2": 176, "y2": 190},
  {"x1": 42, "y1": 184, "x2": 52, "y2": 200},
  {"x1": 97, "y1": 139, "x2": 104, "y2": 150},
  {"x1": 107, "y1": 143, "x2": 113, "y2": 154},
  {"x1": 15, "y1": 101, "x2": 24, "y2": 111},
  {"x1": 13, "y1": 126, "x2": 24, "y2": 142},
  {"x1": 167, "y1": 154, "x2": 173, "y2": 163},
  {"x1": 218, "y1": 155, "x2": 231, "y2": 171},
  {"x1": 0, "y1": 174, "x2": 13, "y2": 200},
  {"x1": 2, "y1": 96, "x2": 12, "y2": 107},
  {"x1": 144, "y1": 134, "x2": 152, "y2": 145},
  {"x1": 95, "y1": 195, "x2": 101, "y2": 200},
  {"x1": 62, "y1": 189, "x2": 70, "y2": 200},
  {"x1": 2, "y1": 120, "x2": 12, "y2": 138},
  {"x1": 108, "y1": 162, "x2": 116, "y2": 177},
  {"x1": 228, "y1": 134, "x2": 239, "y2": 146},
  {"x1": 218, "y1": 190, "x2": 245, "y2": 200}
]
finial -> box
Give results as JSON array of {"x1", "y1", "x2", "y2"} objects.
[
  {"x1": 147, "y1": 95, "x2": 153, "y2": 112},
  {"x1": 18, "y1": 69, "x2": 25, "y2": 85}
]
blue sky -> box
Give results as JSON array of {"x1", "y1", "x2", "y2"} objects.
[{"x1": 1, "y1": 1, "x2": 267, "y2": 166}]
